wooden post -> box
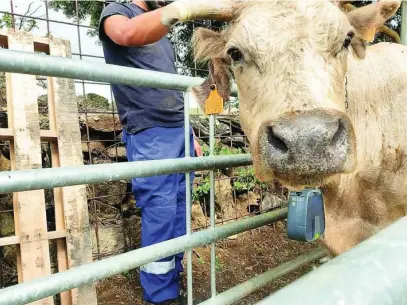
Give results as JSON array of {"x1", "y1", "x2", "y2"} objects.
[
  {"x1": 0, "y1": 28, "x2": 97, "y2": 305},
  {"x1": 6, "y1": 29, "x2": 54, "y2": 305},
  {"x1": 48, "y1": 37, "x2": 97, "y2": 305}
]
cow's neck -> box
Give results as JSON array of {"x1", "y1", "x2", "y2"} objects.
[
  {"x1": 346, "y1": 42, "x2": 407, "y2": 172},
  {"x1": 322, "y1": 41, "x2": 407, "y2": 227}
]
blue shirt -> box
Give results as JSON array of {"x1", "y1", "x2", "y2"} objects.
[{"x1": 98, "y1": 2, "x2": 184, "y2": 134}]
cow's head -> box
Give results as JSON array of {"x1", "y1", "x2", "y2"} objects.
[{"x1": 162, "y1": 0, "x2": 400, "y2": 189}]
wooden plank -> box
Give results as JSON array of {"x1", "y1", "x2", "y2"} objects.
[
  {"x1": 0, "y1": 128, "x2": 13, "y2": 140},
  {"x1": 0, "y1": 236, "x2": 19, "y2": 247},
  {"x1": 48, "y1": 231, "x2": 67, "y2": 240},
  {"x1": 6, "y1": 28, "x2": 54, "y2": 305},
  {"x1": 5, "y1": 34, "x2": 23, "y2": 285},
  {"x1": 40, "y1": 130, "x2": 58, "y2": 141},
  {"x1": 47, "y1": 67, "x2": 72, "y2": 304},
  {"x1": 48, "y1": 37, "x2": 97, "y2": 305},
  {"x1": 49, "y1": 79, "x2": 72, "y2": 305},
  {"x1": 0, "y1": 129, "x2": 57, "y2": 141},
  {"x1": 0, "y1": 231, "x2": 67, "y2": 247}
]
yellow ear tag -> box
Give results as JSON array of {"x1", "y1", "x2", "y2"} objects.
[{"x1": 204, "y1": 84, "x2": 224, "y2": 115}]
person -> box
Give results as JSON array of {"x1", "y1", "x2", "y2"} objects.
[{"x1": 98, "y1": 1, "x2": 203, "y2": 304}]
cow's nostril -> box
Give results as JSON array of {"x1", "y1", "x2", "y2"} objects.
[
  {"x1": 267, "y1": 126, "x2": 288, "y2": 153},
  {"x1": 330, "y1": 119, "x2": 346, "y2": 148}
]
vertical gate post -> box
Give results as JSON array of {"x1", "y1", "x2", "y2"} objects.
[
  {"x1": 204, "y1": 84, "x2": 225, "y2": 300},
  {"x1": 184, "y1": 91, "x2": 194, "y2": 305},
  {"x1": 209, "y1": 114, "x2": 216, "y2": 298},
  {"x1": 401, "y1": 1, "x2": 407, "y2": 45}
]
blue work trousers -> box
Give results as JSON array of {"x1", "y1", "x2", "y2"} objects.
[{"x1": 123, "y1": 125, "x2": 195, "y2": 304}]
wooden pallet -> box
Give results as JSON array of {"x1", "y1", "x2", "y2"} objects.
[{"x1": 0, "y1": 28, "x2": 97, "y2": 305}]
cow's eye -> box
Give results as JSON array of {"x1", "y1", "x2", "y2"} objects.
[
  {"x1": 227, "y1": 47, "x2": 243, "y2": 61},
  {"x1": 343, "y1": 31, "x2": 354, "y2": 49}
]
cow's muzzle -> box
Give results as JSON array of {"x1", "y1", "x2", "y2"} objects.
[{"x1": 258, "y1": 109, "x2": 356, "y2": 184}]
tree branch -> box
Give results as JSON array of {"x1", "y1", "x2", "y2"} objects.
[
  {"x1": 18, "y1": 2, "x2": 34, "y2": 30},
  {"x1": 22, "y1": 2, "x2": 34, "y2": 18},
  {"x1": 17, "y1": 2, "x2": 42, "y2": 32}
]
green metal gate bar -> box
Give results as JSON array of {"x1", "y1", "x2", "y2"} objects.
[
  {"x1": 0, "y1": 208, "x2": 288, "y2": 305},
  {"x1": 254, "y1": 215, "x2": 407, "y2": 305},
  {"x1": 0, "y1": 44, "x2": 266, "y2": 305},
  {"x1": 0, "y1": 154, "x2": 252, "y2": 194},
  {"x1": 197, "y1": 247, "x2": 328, "y2": 305},
  {"x1": 401, "y1": 1, "x2": 407, "y2": 45},
  {"x1": 0, "y1": 48, "x2": 239, "y2": 95}
]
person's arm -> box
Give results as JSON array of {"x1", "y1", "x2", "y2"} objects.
[{"x1": 103, "y1": 9, "x2": 169, "y2": 47}]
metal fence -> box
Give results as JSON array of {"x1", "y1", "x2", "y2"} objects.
[
  {"x1": 0, "y1": 1, "x2": 285, "y2": 292},
  {"x1": 0, "y1": 44, "x2": 328, "y2": 305}
]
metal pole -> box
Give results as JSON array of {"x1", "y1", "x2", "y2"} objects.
[
  {"x1": 255, "y1": 215, "x2": 407, "y2": 305},
  {"x1": 401, "y1": 1, "x2": 407, "y2": 45},
  {"x1": 197, "y1": 247, "x2": 328, "y2": 305},
  {"x1": 44, "y1": 1, "x2": 50, "y2": 36},
  {"x1": 184, "y1": 92, "x2": 193, "y2": 305},
  {"x1": 0, "y1": 154, "x2": 252, "y2": 194},
  {"x1": 9, "y1": 0, "x2": 15, "y2": 29},
  {"x1": 209, "y1": 114, "x2": 216, "y2": 298},
  {"x1": 0, "y1": 208, "x2": 288, "y2": 305},
  {"x1": 0, "y1": 48, "x2": 238, "y2": 96}
]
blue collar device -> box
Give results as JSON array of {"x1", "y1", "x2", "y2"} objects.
[{"x1": 286, "y1": 188, "x2": 325, "y2": 242}]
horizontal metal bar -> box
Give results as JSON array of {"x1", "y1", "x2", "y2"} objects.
[
  {"x1": 0, "y1": 154, "x2": 252, "y2": 194},
  {"x1": 0, "y1": 208, "x2": 288, "y2": 305},
  {"x1": 255, "y1": 215, "x2": 407, "y2": 305},
  {"x1": 0, "y1": 48, "x2": 238, "y2": 96},
  {"x1": 198, "y1": 247, "x2": 328, "y2": 305}
]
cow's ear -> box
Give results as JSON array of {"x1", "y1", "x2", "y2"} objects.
[
  {"x1": 191, "y1": 27, "x2": 231, "y2": 112},
  {"x1": 346, "y1": 1, "x2": 400, "y2": 59},
  {"x1": 192, "y1": 27, "x2": 226, "y2": 62},
  {"x1": 191, "y1": 58, "x2": 232, "y2": 111},
  {"x1": 350, "y1": 35, "x2": 367, "y2": 59}
]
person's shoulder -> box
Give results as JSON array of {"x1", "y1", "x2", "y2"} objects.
[
  {"x1": 100, "y1": 2, "x2": 144, "y2": 19},
  {"x1": 100, "y1": 2, "x2": 133, "y2": 19},
  {"x1": 99, "y1": 2, "x2": 142, "y2": 44}
]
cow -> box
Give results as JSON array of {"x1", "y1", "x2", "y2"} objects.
[{"x1": 160, "y1": 0, "x2": 407, "y2": 256}]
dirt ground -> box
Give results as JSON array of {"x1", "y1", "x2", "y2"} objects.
[{"x1": 95, "y1": 220, "x2": 324, "y2": 305}]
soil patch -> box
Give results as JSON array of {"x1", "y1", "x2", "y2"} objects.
[{"x1": 96, "y1": 221, "x2": 323, "y2": 305}]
